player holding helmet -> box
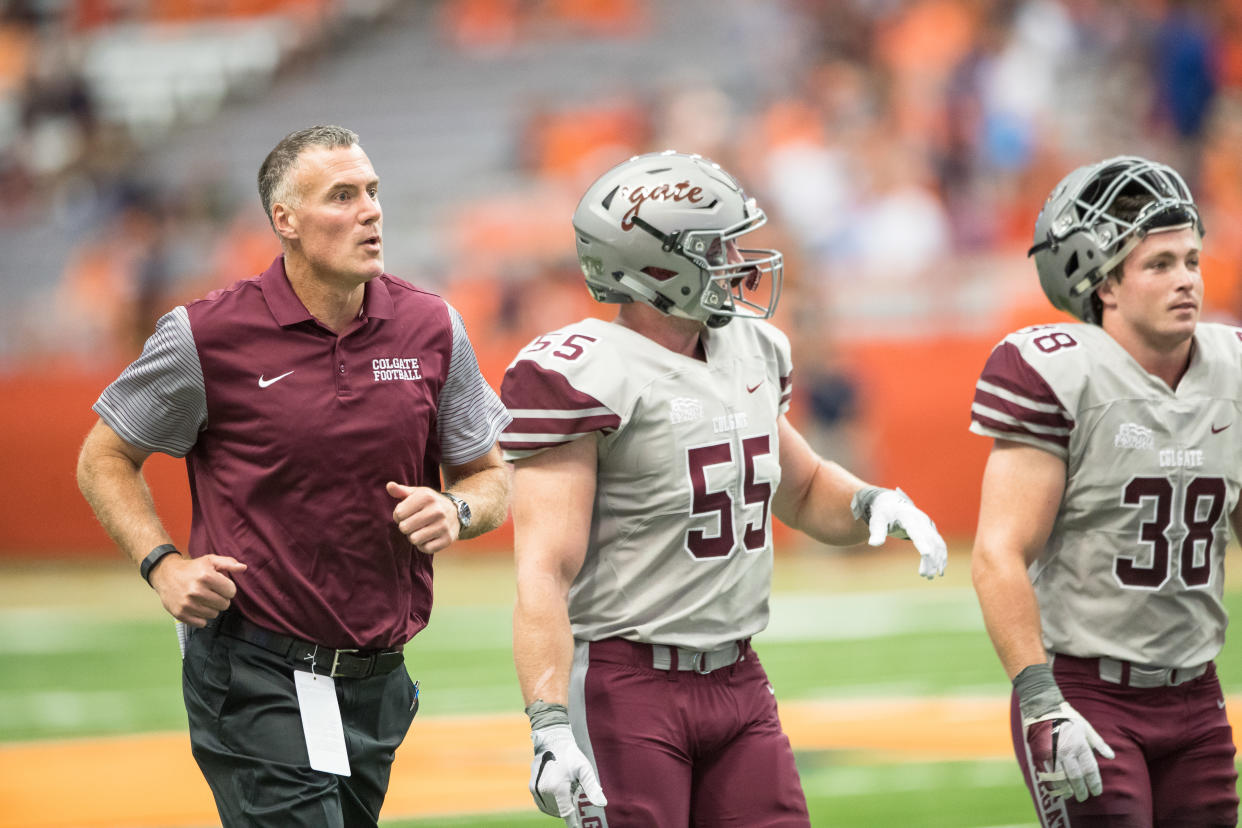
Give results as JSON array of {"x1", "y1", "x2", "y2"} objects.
[
  {"x1": 500, "y1": 150, "x2": 948, "y2": 827},
  {"x1": 971, "y1": 155, "x2": 1240, "y2": 825}
]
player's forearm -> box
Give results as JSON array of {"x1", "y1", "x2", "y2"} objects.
[
  {"x1": 513, "y1": 584, "x2": 574, "y2": 706},
  {"x1": 776, "y1": 459, "x2": 870, "y2": 546},
  {"x1": 446, "y1": 462, "x2": 511, "y2": 539},
  {"x1": 972, "y1": 544, "x2": 1047, "y2": 680}
]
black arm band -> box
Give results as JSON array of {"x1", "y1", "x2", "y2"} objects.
[{"x1": 140, "y1": 544, "x2": 180, "y2": 587}]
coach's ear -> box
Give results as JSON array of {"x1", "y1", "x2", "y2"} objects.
[{"x1": 272, "y1": 201, "x2": 298, "y2": 242}]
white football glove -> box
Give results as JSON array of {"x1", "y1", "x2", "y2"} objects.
[
  {"x1": 852, "y1": 486, "x2": 947, "y2": 579},
  {"x1": 1023, "y1": 702, "x2": 1115, "y2": 802},
  {"x1": 1014, "y1": 663, "x2": 1114, "y2": 803},
  {"x1": 529, "y1": 723, "x2": 607, "y2": 827}
]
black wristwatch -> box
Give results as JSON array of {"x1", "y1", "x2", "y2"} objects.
[
  {"x1": 140, "y1": 543, "x2": 180, "y2": 587},
  {"x1": 441, "y1": 491, "x2": 472, "y2": 530}
]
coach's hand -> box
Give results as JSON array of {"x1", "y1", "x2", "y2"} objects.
[
  {"x1": 526, "y1": 701, "x2": 606, "y2": 827},
  {"x1": 1015, "y1": 663, "x2": 1114, "y2": 802},
  {"x1": 853, "y1": 486, "x2": 947, "y2": 578},
  {"x1": 387, "y1": 482, "x2": 459, "y2": 554},
  {"x1": 151, "y1": 554, "x2": 246, "y2": 627}
]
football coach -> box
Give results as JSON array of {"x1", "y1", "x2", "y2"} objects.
[{"x1": 76, "y1": 125, "x2": 511, "y2": 827}]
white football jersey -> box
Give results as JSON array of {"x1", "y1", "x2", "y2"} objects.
[
  {"x1": 501, "y1": 317, "x2": 793, "y2": 650},
  {"x1": 971, "y1": 322, "x2": 1242, "y2": 667}
]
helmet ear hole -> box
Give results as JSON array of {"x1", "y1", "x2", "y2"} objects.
[{"x1": 1063, "y1": 251, "x2": 1079, "y2": 279}]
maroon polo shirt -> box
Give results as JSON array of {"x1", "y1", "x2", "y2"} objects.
[{"x1": 186, "y1": 257, "x2": 451, "y2": 649}]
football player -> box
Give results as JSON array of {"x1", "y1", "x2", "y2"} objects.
[
  {"x1": 500, "y1": 150, "x2": 948, "y2": 827},
  {"x1": 971, "y1": 155, "x2": 1241, "y2": 826}
]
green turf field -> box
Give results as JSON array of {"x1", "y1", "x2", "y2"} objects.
[{"x1": 4, "y1": 542, "x2": 1241, "y2": 826}]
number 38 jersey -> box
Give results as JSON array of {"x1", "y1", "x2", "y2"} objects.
[
  {"x1": 971, "y1": 322, "x2": 1242, "y2": 668},
  {"x1": 499, "y1": 317, "x2": 793, "y2": 651}
]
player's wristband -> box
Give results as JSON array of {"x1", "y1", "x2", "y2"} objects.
[
  {"x1": 140, "y1": 544, "x2": 180, "y2": 587},
  {"x1": 850, "y1": 486, "x2": 885, "y2": 522},
  {"x1": 1013, "y1": 662, "x2": 1065, "y2": 721},
  {"x1": 525, "y1": 699, "x2": 570, "y2": 730}
]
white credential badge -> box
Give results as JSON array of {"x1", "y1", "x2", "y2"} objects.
[{"x1": 294, "y1": 670, "x2": 351, "y2": 776}]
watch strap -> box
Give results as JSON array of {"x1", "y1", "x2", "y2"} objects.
[
  {"x1": 441, "y1": 491, "x2": 472, "y2": 529},
  {"x1": 140, "y1": 543, "x2": 180, "y2": 587}
]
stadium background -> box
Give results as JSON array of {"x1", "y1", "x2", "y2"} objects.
[{"x1": 3, "y1": 1, "x2": 1242, "y2": 825}]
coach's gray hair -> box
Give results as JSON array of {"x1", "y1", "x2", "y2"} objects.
[{"x1": 258, "y1": 125, "x2": 359, "y2": 226}]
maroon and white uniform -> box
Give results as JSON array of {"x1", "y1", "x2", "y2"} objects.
[
  {"x1": 971, "y1": 321, "x2": 1241, "y2": 825},
  {"x1": 502, "y1": 316, "x2": 791, "y2": 650},
  {"x1": 502, "y1": 316, "x2": 810, "y2": 826}
]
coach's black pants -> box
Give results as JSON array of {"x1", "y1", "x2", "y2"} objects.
[{"x1": 182, "y1": 617, "x2": 419, "y2": 828}]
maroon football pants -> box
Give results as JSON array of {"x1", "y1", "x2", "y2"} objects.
[
  {"x1": 1011, "y1": 656, "x2": 1237, "y2": 827},
  {"x1": 569, "y1": 638, "x2": 810, "y2": 827}
]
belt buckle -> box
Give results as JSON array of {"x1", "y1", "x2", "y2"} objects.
[
  {"x1": 330, "y1": 648, "x2": 358, "y2": 678},
  {"x1": 691, "y1": 651, "x2": 711, "y2": 675}
]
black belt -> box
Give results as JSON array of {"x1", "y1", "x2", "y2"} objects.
[{"x1": 219, "y1": 613, "x2": 404, "y2": 680}]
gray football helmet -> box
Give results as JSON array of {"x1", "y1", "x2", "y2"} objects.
[
  {"x1": 1029, "y1": 155, "x2": 1202, "y2": 323},
  {"x1": 572, "y1": 150, "x2": 783, "y2": 327}
]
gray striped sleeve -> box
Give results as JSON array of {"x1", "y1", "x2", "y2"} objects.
[
  {"x1": 92, "y1": 306, "x2": 206, "y2": 457},
  {"x1": 438, "y1": 304, "x2": 511, "y2": 466}
]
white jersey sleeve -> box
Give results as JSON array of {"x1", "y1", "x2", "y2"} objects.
[
  {"x1": 93, "y1": 306, "x2": 207, "y2": 457},
  {"x1": 500, "y1": 317, "x2": 792, "y2": 650},
  {"x1": 436, "y1": 303, "x2": 512, "y2": 465},
  {"x1": 970, "y1": 322, "x2": 1242, "y2": 668}
]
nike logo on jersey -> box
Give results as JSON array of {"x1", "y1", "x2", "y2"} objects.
[
  {"x1": 747, "y1": 382, "x2": 762, "y2": 393},
  {"x1": 1211, "y1": 423, "x2": 1231, "y2": 434},
  {"x1": 258, "y1": 371, "x2": 294, "y2": 388}
]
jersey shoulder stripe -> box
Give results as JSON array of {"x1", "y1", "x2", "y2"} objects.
[
  {"x1": 971, "y1": 338, "x2": 1074, "y2": 453},
  {"x1": 500, "y1": 322, "x2": 622, "y2": 459},
  {"x1": 500, "y1": 364, "x2": 620, "y2": 456}
]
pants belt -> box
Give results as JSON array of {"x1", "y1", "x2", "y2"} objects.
[
  {"x1": 651, "y1": 640, "x2": 749, "y2": 674},
  {"x1": 1097, "y1": 656, "x2": 1207, "y2": 688},
  {"x1": 1054, "y1": 653, "x2": 1208, "y2": 688},
  {"x1": 219, "y1": 613, "x2": 403, "y2": 680}
]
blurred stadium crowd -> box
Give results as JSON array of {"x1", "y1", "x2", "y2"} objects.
[{"x1": 3, "y1": 0, "x2": 1242, "y2": 412}]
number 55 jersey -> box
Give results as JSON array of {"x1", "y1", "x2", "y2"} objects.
[
  {"x1": 499, "y1": 317, "x2": 792, "y2": 652},
  {"x1": 970, "y1": 321, "x2": 1242, "y2": 668}
]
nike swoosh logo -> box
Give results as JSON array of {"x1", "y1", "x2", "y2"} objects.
[
  {"x1": 533, "y1": 750, "x2": 556, "y2": 809},
  {"x1": 258, "y1": 370, "x2": 294, "y2": 388},
  {"x1": 1219, "y1": 699, "x2": 1227, "y2": 709},
  {"x1": 1212, "y1": 423, "x2": 1231, "y2": 434},
  {"x1": 747, "y1": 382, "x2": 762, "y2": 394}
]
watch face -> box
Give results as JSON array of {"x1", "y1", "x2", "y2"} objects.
[{"x1": 446, "y1": 493, "x2": 471, "y2": 527}]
